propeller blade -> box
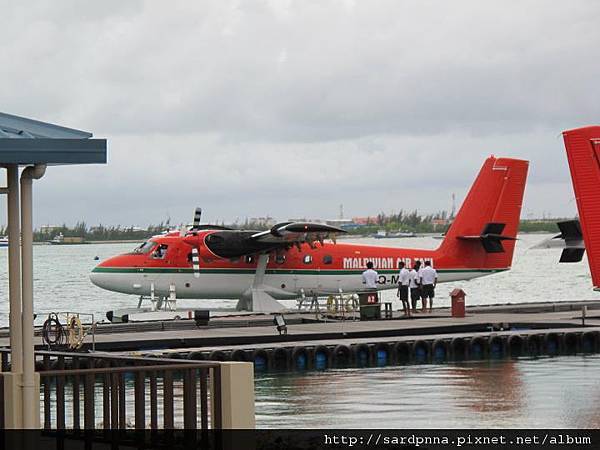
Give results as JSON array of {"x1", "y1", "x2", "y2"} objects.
[
  {"x1": 192, "y1": 207, "x2": 202, "y2": 229},
  {"x1": 191, "y1": 247, "x2": 200, "y2": 278}
]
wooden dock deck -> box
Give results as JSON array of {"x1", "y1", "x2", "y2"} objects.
[{"x1": 3, "y1": 300, "x2": 598, "y2": 356}]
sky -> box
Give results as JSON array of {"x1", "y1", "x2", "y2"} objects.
[{"x1": 1, "y1": 0, "x2": 599, "y2": 228}]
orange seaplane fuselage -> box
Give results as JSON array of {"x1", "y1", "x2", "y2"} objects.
[{"x1": 90, "y1": 156, "x2": 529, "y2": 309}]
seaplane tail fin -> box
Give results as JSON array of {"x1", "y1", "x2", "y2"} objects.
[
  {"x1": 562, "y1": 126, "x2": 600, "y2": 290},
  {"x1": 437, "y1": 156, "x2": 529, "y2": 269}
]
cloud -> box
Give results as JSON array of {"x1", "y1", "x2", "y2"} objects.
[{"x1": 0, "y1": 0, "x2": 596, "y2": 226}]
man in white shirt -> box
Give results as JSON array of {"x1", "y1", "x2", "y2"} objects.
[
  {"x1": 420, "y1": 260, "x2": 438, "y2": 313},
  {"x1": 408, "y1": 261, "x2": 421, "y2": 313},
  {"x1": 361, "y1": 261, "x2": 379, "y2": 289},
  {"x1": 396, "y1": 261, "x2": 411, "y2": 317}
]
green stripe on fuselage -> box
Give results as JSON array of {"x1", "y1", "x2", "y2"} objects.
[{"x1": 92, "y1": 267, "x2": 507, "y2": 275}]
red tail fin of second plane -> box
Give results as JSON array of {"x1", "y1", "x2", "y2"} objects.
[
  {"x1": 563, "y1": 126, "x2": 600, "y2": 290},
  {"x1": 436, "y1": 156, "x2": 529, "y2": 270}
]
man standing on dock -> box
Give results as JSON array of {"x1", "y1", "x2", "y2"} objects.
[
  {"x1": 409, "y1": 262, "x2": 421, "y2": 314},
  {"x1": 362, "y1": 261, "x2": 379, "y2": 290},
  {"x1": 420, "y1": 260, "x2": 437, "y2": 313},
  {"x1": 397, "y1": 261, "x2": 411, "y2": 317}
]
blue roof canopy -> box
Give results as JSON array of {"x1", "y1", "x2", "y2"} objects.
[{"x1": 0, "y1": 112, "x2": 107, "y2": 165}]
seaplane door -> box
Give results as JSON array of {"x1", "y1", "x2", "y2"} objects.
[{"x1": 142, "y1": 243, "x2": 172, "y2": 296}]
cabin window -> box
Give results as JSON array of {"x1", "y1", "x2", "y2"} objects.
[
  {"x1": 245, "y1": 255, "x2": 254, "y2": 264},
  {"x1": 152, "y1": 244, "x2": 168, "y2": 259},
  {"x1": 206, "y1": 234, "x2": 224, "y2": 244},
  {"x1": 323, "y1": 255, "x2": 333, "y2": 264},
  {"x1": 275, "y1": 254, "x2": 286, "y2": 264},
  {"x1": 303, "y1": 255, "x2": 312, "y2": 264},
  {"x1": 133, "y1": 241, "x2": 156, "y2": 254}
]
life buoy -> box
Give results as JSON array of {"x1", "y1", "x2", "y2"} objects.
[
  {"x1": 326, "y1": 296, "x2": 338, "y2": 314},
  {"x1": 67, "y1": 316, "x2": 85, "y2": 350},
  {"x1": 345, "y1": 296, "x2": 359, "y2": 312}
]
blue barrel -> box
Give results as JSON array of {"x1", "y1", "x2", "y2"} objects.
[
  {"x1": 376, "y1": 348, "x2": 388, "y2": 367},
  {"x1": 315, "y1": 351, "x2": 328, "y2": 370},
  {"x1": 413, "y1": 341, "x2": 430, "y2": 364},
  {"x1": 295, "y1": 352, "x2": 308, "y2": 370},
  {"x1": 489, "y1": 337, "x2": 504, "y2": 359},
  {"x1": 433, "y1": 341, "x2": 447, "y2": 362}
]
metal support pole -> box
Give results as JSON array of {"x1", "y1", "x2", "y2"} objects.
[
  {"x1": 6, "y1": 165, "x2": 23, "y2": 375},
  {"x1": 20, "y1": 164, "x2": 46, "y2": 429}
]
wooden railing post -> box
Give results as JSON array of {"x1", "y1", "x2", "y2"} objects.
[
  {"x1": 84, "y1": 373, "x2": 95, "y2": 430},
  {"x1": 183, "y1": 368, "x2": 197, "y2": 429},
  {"x1": 134, "y1": 370, "x2": 145, "y2": 429},
  {"x1": 163, "y1": 370, "x2": 174, "y2": 429}
]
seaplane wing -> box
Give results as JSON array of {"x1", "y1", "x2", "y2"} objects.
[{"x1": 250, "y1": 222, "x2": 346, "y2": 246}]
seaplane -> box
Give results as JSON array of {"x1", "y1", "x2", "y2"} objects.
[
  {"x1": 558, "y1": 126, "x2": 600, "y2": 290},
  {"x1": 90, "y1": 155, "x2": 529, "y2": 312}
]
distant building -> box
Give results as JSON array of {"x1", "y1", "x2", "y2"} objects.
[
  {"x1": 431, "y1": 218, "x2": 452, "y2": 231},
  {"x1": 248, "y1": 216, "x2": 277, "y2": 227},
  {"x1": 324, "y1": 218, "x2": 354, "y2": 226},
  {"x1": 431, "y1": 218, "x2": 450, "y2": 226},
  {"x1": 352, "y1": 216, "x2": 378, "y2": 225},
  {"x1": 40, "y1": 225, "x2": 60, "y2": 233}
]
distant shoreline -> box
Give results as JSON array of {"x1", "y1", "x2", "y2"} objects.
[{"x1": 12, "y1": 231, "x2": 556, "y2": 246}]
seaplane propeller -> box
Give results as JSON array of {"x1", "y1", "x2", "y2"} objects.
[
  {"x1": 191, "y1": 207, "x2": 202, "y2": 230},
  {"x1": 177, "y1": 207, "x2": 203, "y2": 277},
  {"x1": 180, "y1": 207, "x2": 203, "y2": 236}
]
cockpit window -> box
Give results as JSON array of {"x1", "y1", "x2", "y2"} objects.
[
  {"x1": 132, "y1": 241, "x2": 156, "y2": 254},
  {"x1": 152, "y1": 244, "x2": 168, "y2": 259}
]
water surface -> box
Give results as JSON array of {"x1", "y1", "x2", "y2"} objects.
[{"x1": 255, "y1": 355, "x2": 600, "y2": 428}]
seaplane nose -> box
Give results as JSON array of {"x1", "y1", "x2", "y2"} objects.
[
  {"x1": 90, "y1": 255, "x2": 123, "y2": 290},
  {"x1": 89, "y1": 269, "x2": 102, "y2": 288},
  {"x1": 90, "y1": 262, "x2": 110, "y2": 289}
]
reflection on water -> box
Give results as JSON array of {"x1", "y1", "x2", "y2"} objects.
[
  {"x1": 255, "y1": 355, "x2": 600, "y2": 428},
  {"x1": 449, "y1": 361, "x2": 524, "y2": 414}
]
